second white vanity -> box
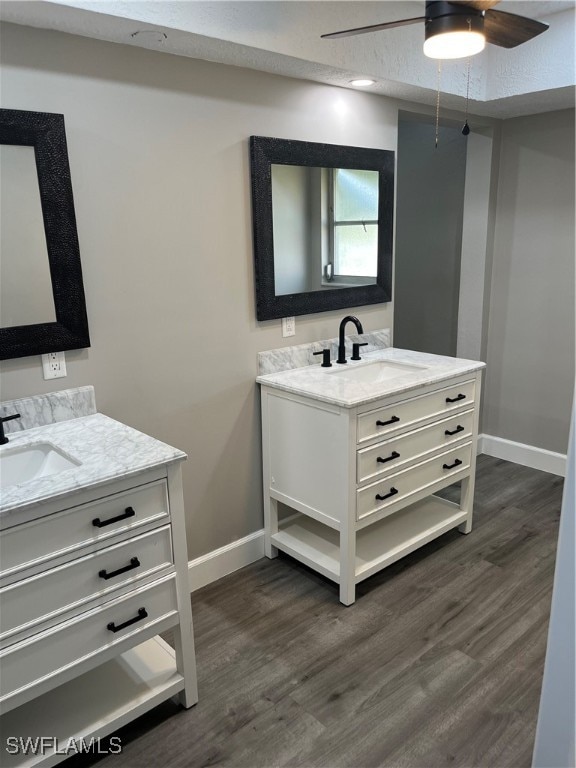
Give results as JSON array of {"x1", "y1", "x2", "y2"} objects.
[
  {"x1": 258, "y1": 345, "x2": 485, "y2": 605},
  {"x1": 0, "y1": 392, "x2": 197, "y2": 766}
]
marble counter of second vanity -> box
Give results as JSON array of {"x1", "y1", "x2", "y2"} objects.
[
  {"x1": 257, "y1": 347, "x2": 486, "y2": 408},
  {"x1": 0, "y1": 413, "x2": 186, "y2": 519}
]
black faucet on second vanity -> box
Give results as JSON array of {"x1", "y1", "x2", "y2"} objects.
[
  {"x1": 0, "y1": 413, "x2": 21, "y2": 445},
  {"x1": 337, "y1": 315, "x2": 364, "y2": 364}
]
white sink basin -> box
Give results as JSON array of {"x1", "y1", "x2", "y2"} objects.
[
  {"x1": 329, "y1": 359, "x2": 428, "y2": 384},
  {"x1": 0, "y1": 442, "x2": 81, "y2": 489}
]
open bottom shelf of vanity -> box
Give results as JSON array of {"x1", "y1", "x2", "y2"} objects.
[
  {"x1": 1, "y1": 637, "x2": 183, "y2": 768},
  {"x1": 272, "y1": 495, "x2": 467, "y2": 585}
]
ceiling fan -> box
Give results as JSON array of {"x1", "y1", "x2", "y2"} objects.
[{"x1": 321, "y1": 1, "x2": 549, "y2": 59}]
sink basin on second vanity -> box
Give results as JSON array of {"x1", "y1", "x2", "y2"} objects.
[
  {"x1": 329, "y1": 359, "x2": 428, "y2": 384},
  {"x1": 0, "y1": 442, "x2": 81, "y2": 489}
]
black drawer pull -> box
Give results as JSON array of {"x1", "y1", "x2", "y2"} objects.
[
  {"x1": 377, "y1": 451, "x2": 400, "y2": 464},
  {"x1": 376, "y1": 416, "x2": 400, "y2": 427},
  {"x1": 107, "y1": 607, "x2": 148, "y2": 633},
  {"x1": 99, "y1": 557, "x2": 141, "y2": 581},
  {"x1": 443, "y1": 458, "x2": 463, "y2": 470},
  {"x1": 375, "y1": 487, "x2": 399, "y2": 501},
  {"x1": 446, "y1": 393, "x2": 466, "y2": 403},
  {"x1": 92, "y1": 506, "x2": 136, "y2": 528},
  {"x1": 445, "y1": 425, "x2": 465, "y2": 436}
]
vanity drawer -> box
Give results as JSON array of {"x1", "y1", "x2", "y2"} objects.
[
  {"x1": 0, "y1": 480, "x2": 169, "y2": 580},
  {"x1": 357, "y1": 380, "x2": 475, "y2": 445},
  {"x1": 357, "y1": 410, "x2": 475, "y2": 484},
  {"x1": 0, "y1": 525, "x2": 174, "y2": 644},
  {"x1": 356, "y1": 443, "x2": 472, "y2": 522},
  {"x1": 0, "y1": 573, "x2": 178, "y2": 707}
]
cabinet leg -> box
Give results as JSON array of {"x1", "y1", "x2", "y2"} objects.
[
  {"x1": 265, "y1": 540, "x2": 279, "y2": 559},
  {"x1": 174, "y1": 624, "x2": 199, "y2": 708},
  {"x1": 458, "y1": 518, "x2": 473, "y2": 534},
  {"x1": 458, "y1": 475, "x2": 474, "y2": 534},
  {"x1": 339, "y1": 581, "x2": 356, "y2": 606},
  {"x1": 339, "y1": 517, "x2": 356, "y2": 606},
  {"x1": 167, "y1": 464, "x2": 199, "y2": 709},
  {"x1": 264, "y1": 497, "x2": 279, "y2": 559}
]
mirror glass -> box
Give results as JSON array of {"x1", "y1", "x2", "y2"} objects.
[
  {"x1": 0, "y1": 108, "x2": 90, "y2": 361},
  {"x1": 272, "y1": 165, "x2": 379, "y2": 296},
  {"x1": 0, "y1": 144, "x2": 56, "y2": 326},
  {"x1": 250, "y1": 136, "x2": 394, "y2": 321}
]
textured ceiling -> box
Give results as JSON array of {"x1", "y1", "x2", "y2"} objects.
[{"x1": 1, "y1": 0, "x2": 574, "y2": 117}]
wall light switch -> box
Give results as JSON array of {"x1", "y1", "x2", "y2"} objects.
[
  {"x1": 282, "y1": 317, "x2": 296, "y2": 338},
  {"x1": 42, "y1": 351, "x2": 67, "y2": 380}
]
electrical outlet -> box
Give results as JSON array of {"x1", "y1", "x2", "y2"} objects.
[
  {"x1": 42, "y1": 351, "x2": 67, "y2": 380},
  {"x1": 282, "y1": 317, "x2": 296, "y2": 338}
]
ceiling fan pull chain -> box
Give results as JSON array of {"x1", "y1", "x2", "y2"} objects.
[
  {"x1": 435, "y1": 59, "x2": 442, "y2": 149},
  {"x1": 462, "y1": 34, "x2": 472, "y2": 136}
]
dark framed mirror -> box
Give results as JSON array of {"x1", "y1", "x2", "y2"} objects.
[
  {"x1": 0, "y1": 108, "x2": 90, "y2": 360},
  {"x1": 249, "y1": 136, "x2": 394, "y2": 321}
]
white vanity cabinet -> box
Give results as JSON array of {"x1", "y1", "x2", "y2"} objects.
[
  {"x1": 260, "y1": 369, "x2": 483, "y2": 605},
  {"x1": 0, "y1": 462, "x2": 197, "y2": 767}
]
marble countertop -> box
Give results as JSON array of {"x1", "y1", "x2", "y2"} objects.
[
  {"x1": 0, "y1": 413, "x2": 186, "y2": 518},
  {"x1": 257, "y1": 347, "x2": 485, "y2": 408}
]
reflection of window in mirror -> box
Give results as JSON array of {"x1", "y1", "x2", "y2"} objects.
[
  {"x1": 271, "y1": 164, "x2": 379, "y2": 297},
  {"x1": 329, "y1": 169, "x2": 379, "y2": 283},
  {"x1": 0, "y1": 144, "x2": 56, "y2": 327}
]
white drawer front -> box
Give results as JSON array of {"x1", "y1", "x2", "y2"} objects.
[
  {"x1": 357, "y1": 410, "x2": 475, "y2": 484},
  {"x1": 356, "y1": 443, "x2": 472, "y2": 521},
  {"x1": 0, "y1": 574, "x2": 177, "y2": 706},
  {"x1": 0, "y1": 480, "x2": 169, "y2": 580},
  {"x1": 357, "y1": 380, "x2": 476, "y2": 444},
  {"x1": 0, "y1": 526, "x2": 174, "y2": 643}
]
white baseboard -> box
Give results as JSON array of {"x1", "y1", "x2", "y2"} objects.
[
  {"x1": 479, "y1": 433, "x2": 566, "y2": 477},
  {"x1": 188, "y1": 529, "x2": 265, "y2": 592}
]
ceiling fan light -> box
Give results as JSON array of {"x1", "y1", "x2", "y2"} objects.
[
  {"x1": 424, "y1": 29, "x2": 485, "y2": 59},
  {"x1": 350, "y1": 78, "x2": 375, "y2": 87}
]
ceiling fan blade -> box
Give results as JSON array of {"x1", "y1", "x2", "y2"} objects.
[
  {"x1": 321, "y1": 16, "x2": 425, "y2": 40},
  {"x1": 484, "y1": 9, "x2": 549, "y2": 48}
]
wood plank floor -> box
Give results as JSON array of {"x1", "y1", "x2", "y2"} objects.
[{"x1": 68, "y1": 456, "x2": 564, "y2": 768}]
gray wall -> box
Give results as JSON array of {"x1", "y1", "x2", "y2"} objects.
[
  {"x1": 0, "y1": 22, "x2": 395, "y2": 559},
  {"x1": 394, "y1": 118, "x2": 467, "y2": 356},
  {"x1": 483, "y1": 109, "x2": 575, "y2": 454},
  {"x1": 457, "y1": 129, "x2": 495, "y2": 363}
]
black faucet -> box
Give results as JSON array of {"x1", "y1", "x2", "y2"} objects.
[
  {"x1": 337, "y1": 315, "x2": 364, "y2": 364},
  {"x1": 0, "y1": 413, "x2": 21, "y2": 445}
]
